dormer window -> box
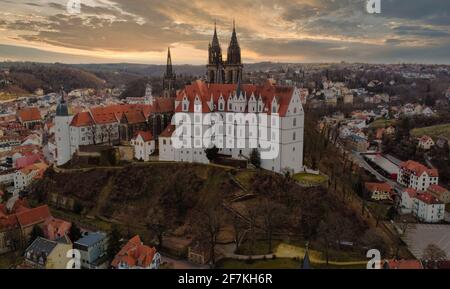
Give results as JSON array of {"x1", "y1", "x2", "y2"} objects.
[{"x1": 272, "y1": 105, "x2": 277, "y2": 113}]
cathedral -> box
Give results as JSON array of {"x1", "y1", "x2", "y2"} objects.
[{"x1": 207, "y1": 21, "x2": 243, "y2": 84}]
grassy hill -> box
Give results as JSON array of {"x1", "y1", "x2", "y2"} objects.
[{"x1": 411, "y1": 123, "x2": 450, "y2": 140}]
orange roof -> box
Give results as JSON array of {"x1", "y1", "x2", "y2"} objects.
[
  {"x1": 404, "y1": 188, "x2": 418, "y2": 198},
  {"x1": 428, "y1": 184, "x2": 449, "y2": 194},
  {"x1": 365, "y1": 182, "x2": 393, "y2": 193},
  {"x1": 133, "y1": 131, "x2": 153, "y2": 142},
  {"x1": 384, "y1": 259, "x2": 423, "y2": 269},
  {"x1": 175, "y1": 80, "x2": 295, "y2": 116},
  {"x1": 17, "y1": 107, "x2": 41, "y2": 122},
  {"x1": 400, "y1": 160, "x2": 438, "y2": 177},
  {"x1": 419, "y1": 135, "x2": 433, "y2": 143},
  {"x1": 121, "y1": 111, "x2": 146, "y2": 124},
  {"x1": 70, "y1": 111, "x2": 94, "y2": 127},
  {"x1": 415, "y1": 192, "x2": 442, "y2": 205},
  {"x1": 111, "y1": 235, "x2": 158, "y2": 268},
  {"x1": 159, "y1": 125, "x2": 175, "y2": 138},
  {"x1": 16, "y1": 205, "x2": 51, "y2": 227}
]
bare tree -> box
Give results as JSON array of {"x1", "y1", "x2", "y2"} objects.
[
  {"x1": 231, "y1": 215, "x2": 247, "y2": 253},
  {"x1": 259, "y1": 199, "x2": 284, "y2": 253},
  {"x1": 422, "y1": 243, "x2": 447, "y2": 262},
  {"x1": 146, "y1": 207, "x2": 172, "y2": 250},
  {"x1": 195, "y1": 204, "x2": 225, "y2": 267}
]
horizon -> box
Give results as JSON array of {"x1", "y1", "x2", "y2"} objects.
[{"x1": 0, "y1": 1, "x2": 450, "y2": 65}]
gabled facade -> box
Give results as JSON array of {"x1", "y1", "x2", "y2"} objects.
[
  {"x1": 397, "y1": 160, "x2": 439, "y2": 191},
  {"x1": 131, "y1": 131, "x2": 155, "y2": 161},
  {"x1": 111, "y1": 235, "x2": 161, "y2": 269},
  {"x1": 166, "y1": 80, "x2": 304, "y2": 174}
]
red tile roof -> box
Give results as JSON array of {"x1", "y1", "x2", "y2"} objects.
[
  {"x1": 70, "y1": 111, "x2": 94, "y2": 127},
  {"x1": 133, "y1": 131, "x2": 154, "y2": 142},
  {"x1": 400, "y1": 160, "x2": 438, "y2": 177},
  {"x1": 384, "y1": 259, "x2": 423, "y2": 269},
  {"x1": 428, "y1": 184, "x2": 449, "y2": 194},
  {"x1": 111, "y1": 235, "x2": 158, "y2": 268},
  {"x1": 16, "y1": 205, "x2": 51, "y2": 228},
  {"x1": 415, "y1": 192, "x2": 443, "y2": 205},
  {"x1": 174, "y1": 80, "x2": 295, "y2": 116},
  {"x1": 404, "y1": 188, "x2": 418, "y2": 198},
  {"x1": 159, "y1": 125, "x2": 175, "y2": 138},
  {"x1": 17, "y1": 107, "x2": 41, "y2": 122},
  {"x1": 365, "y1": 182, "x2": 393, "y2": 193}
]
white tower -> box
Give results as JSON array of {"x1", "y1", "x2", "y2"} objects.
[
  {"x1": 144, "y1": 83, "x2": 154, "y2": 105},
  {"x1": 55, "y1": 90, "x2": 73, "y2": 166}
]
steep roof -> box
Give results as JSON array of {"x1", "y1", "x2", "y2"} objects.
[
  {"x1": 365, "y1": 182, "x2": 393, "y2": 193},
  {"x1": 159, "y1": 125, "x2": 176, "y2": 138},
  {"x1": 111, "y1": 235, "x2": 158, "y2": 268},
  {"x1": 415, "y1": 192, "x2": 442, "y2": 205},
  {"x1": 174, "y1": 80, "x2": 295, "y2": 116},
  {"x1": 17, "y1": 107, "x2": 41, "y2": 122},
  {"x1": 70, "y1": 111, "x2": 94, "y2": 127},
  {"x1": 16, "y1": 205, "x2": 51, "y2": 228},
  {"x1": 133, "y1": 131, "x2": 153, "y2": 142},
  {"x1": 400, "y1": 160, "x2": 438, "y2": 177}
]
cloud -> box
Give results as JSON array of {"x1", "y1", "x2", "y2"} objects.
[{"x1": 0, "y1": 0, "x2": 449, "y2": 63}]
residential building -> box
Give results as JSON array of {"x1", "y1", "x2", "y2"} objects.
[
  {"x1": 427, "y1": 184, "x2": 450, "y2": 204},
  {"x1": 382, "y1": 259, "x2": 423, "y2": 269},
  {"x1": 14, "y1": 162, "x2": 48, "y2": 190},
  {"x1": 23, "y1": 236, "x2": 72, "y2": 269},
  {"x1": 73, "y1": 231, "x2": 109, "y2": 269},
  {"x1": 412, "y1": 192, "x2": 445, "y2": 223},
  {"x1": 417, "y1": 135, "x2": 435, "y2": 150},
  {"x1": 400, "y1": 188, "x2": 418, "y2": 214},
  {"x1": 365, "y1": 182, "x2": 393, "y2": 201},
  {"x1": 16, "y1": 107, "x2": 42, "y2": 129},
  {"x1": 131, "y1": 131, "x2": 155, "y2": 161},
  {"x1": 0, "y1": 204, "x2": 53, "y2": 254},
  {"x1": 397, "y1": 160, "x2": 438, "y2": 191},
  {"x1": 111, "y1": 235, "x2": 161, "y2": 269},
  {"x1": 158, "y1": 125, "x2": 175, "y2": 161}
]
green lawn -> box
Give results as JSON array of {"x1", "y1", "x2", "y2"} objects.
[
  {"x1": 411, "y1": 123, "x2": 450, "y2": 140},
  {"x1": 236, "y1": 240, "x2": 281, "y2": 255},
  {"x1": 293, "y1": 173, "x2": 328, "y2": 185},
  {"x1": 369, "y1": 119, "x2": 397, "y2": 129},
  {"x1": 216, "y1": 258, "x2": 366, "y2": 269}
]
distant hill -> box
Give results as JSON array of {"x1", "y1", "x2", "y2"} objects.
[{"x1": 0, "y1": 62, "x2": 106, "y2": 95}]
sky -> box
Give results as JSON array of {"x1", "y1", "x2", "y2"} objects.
[{"x1": 0, "y1": 0, "x2": 449, "y2": 64}]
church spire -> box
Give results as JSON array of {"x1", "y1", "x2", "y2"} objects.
[
  {"x1": 166, "y1": 47, "x2": 173, "y2": 77},
  {"x1": 163, "y1": 47, "x2": 176, "y2": 98}
]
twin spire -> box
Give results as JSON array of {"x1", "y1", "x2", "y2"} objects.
[{"x1": 207, "y1": 20, "x2": 243, "y2": 84}]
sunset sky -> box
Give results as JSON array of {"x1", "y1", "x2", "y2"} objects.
[{"x1": 0, "y1": 0, "x2": 449, "y2": 64}]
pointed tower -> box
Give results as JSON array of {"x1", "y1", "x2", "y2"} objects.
[
  {"x1": 225, "y1": 20, "x2": 243, "y2": 84},
  {"x1": 55, "y1": 87, "x2": 73, "y2": 166},
  {"x1": 207, "y1": 22, "x2": 225, "y2": 83},
  {"x1": 163, "y1": 47, "x2": 176, "y2": 98}
]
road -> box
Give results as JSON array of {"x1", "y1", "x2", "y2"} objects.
[{"x1": 350, "y1": 151, "x2": 404, "y2": 192}]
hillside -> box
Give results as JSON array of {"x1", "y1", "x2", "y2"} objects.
[
  {"x1": 411, "y1": 123, "x2": 450, "y2": 140},
  {"x1": 30, "y1": 162, "x2": 390, "y2": 260},
  {"x1": 0, "y1": 62, "x2": 106, "y2": 95}
]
